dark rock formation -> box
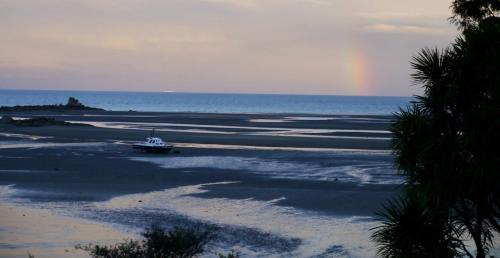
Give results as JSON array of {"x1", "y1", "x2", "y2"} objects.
[
  {"x1": 0, "y1": 116, "x2": 90, "y2": 127},
  {"x1": 0, "y1": 97, "x2": 104, "y2": 112},
  {"x1": 0, "y1": 116, "x2": 14, "y2": 124},
  {"x1": 66, "y1": 97, "x2": 84, "y2": 107}
]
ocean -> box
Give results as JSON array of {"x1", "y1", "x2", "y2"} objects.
[{"x1": 0, "y1": 89, "x2": 411, "y2": 115}]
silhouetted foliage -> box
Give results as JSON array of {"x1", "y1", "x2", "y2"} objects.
[
  {"x1": 143, "y1": 226, "x2": 212, "y2": 258},
  {"x1": 76, "y1": 226, "x2": 212, "y2": 258},
  {"x1": 371, "y1": 193, "x2": 463, "y2": 258},
  {"x1": 218, "y1": 250, "x2": 240, "y2": 258},
  {"x1": 450, "y1": 0, "x2": 500, "y2": 29},
  {"x1": 77, "y1": 240, "x2": 144, "y2": 258},
  {"x1": 372, "y1": 1, "x2": 500, "y2": 257}
]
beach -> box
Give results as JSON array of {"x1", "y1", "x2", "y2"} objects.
[
  {"x1": 0, "y1": 110, "x2": 400, "y2": 257},
  {"x1": 3, "y1": 0, "x2": 500, "y2": 256}
]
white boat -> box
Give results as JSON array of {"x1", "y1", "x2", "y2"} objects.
[{"x1": 132, "y1": 136, "x2": 173, "y2": 153}]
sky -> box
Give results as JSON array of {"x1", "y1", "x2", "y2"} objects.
[{"x1": 0, "y1": 0, "x2": 458, "y2": 96}]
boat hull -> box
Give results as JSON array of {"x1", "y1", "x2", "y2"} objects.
[{"x1": 132, "y1": 144, "x2": 173, "y2": 153}]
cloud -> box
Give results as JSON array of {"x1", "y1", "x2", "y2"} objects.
[
  {"x1": 199, "y1": 0, "x2": 333, "y2": 9},
  {"x1": 356, "y1": 12, "x2": 447, "y2": 20},
  {"x1": 199, "y1": 0, "x2": 260, "y2": 9},
  {"x1": 31, "y1": 25, "x2": 230, "y2": 53},
  {"x1": 362, "y1": 23, "x2": 449, "y2": 34}
]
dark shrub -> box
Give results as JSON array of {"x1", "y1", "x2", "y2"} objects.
[{"x1": 76, "y1": 226, "x2": 212, "y2": 258}]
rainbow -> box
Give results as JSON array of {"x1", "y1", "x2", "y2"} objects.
[{"x1": 344, "y1": 45, "x2": 373, "y2": 95}]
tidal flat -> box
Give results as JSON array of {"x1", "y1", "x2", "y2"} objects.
[{"x1": 0, "y1": 111, "x2": 400, "y2": 257}]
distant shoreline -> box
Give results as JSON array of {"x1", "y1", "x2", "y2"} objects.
[
  {"x1": 0, "y1": 97, "x2": 104, "y2": 112},
  {"x1": 0, "y1": 90, "x2": 411, "y2": 115}
]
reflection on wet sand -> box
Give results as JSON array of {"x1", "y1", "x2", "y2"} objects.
[
  {"x1": 0, "y1": 142, "x2": 107, "y2": 150},
  {"x1": 78, "y1": 120, "x2": 392, "y2": 140},
  {"x1": 98, "y1": 182, "x2": 378, "y2": 257},
  {"x1": 173, "y1": 142, "x2": 391, "y2": 153},
  {"x1": 0, "y1": 202, "x2": 131, "y2": 258}
]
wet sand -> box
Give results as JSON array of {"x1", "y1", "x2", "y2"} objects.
[
  {"x1": 0, "y1": 111, "x2": 399, "y2": 257},
  {"x1": 0, "y1": 202, "x2": 132, "y2": 258}
]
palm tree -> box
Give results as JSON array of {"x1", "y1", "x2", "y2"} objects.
[
  {"x1": 371, "y1": 2, "x2": 500, "y2": 257},
  {"x1": 450, "y1": 0, "x2": 500, "y2": 29},
  {"x1": 371, "y1": 193, "x2": 462, "y2": 258}
]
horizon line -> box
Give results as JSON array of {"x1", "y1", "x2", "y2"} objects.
[{"x1": 0, "y1": 88, "x2": 413, "y2": 98}]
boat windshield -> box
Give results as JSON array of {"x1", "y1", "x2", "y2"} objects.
[{"x1": 147, "y1": 137, "x2": 164, "y2": 145}]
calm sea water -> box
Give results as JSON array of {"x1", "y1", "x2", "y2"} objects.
[{"x1": 0, "y1": 89, "x2": 411, "y2": 115}]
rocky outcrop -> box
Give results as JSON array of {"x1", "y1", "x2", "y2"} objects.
[
  {"x1": 0, "y1": 97, "x2": 104, "y2": 112},
  {"x1": 66, "y1": 97, "x2": 84, "y2": 107},
  {"x1": 0, "y1": 116, "x2": 90, "y2": 127}
]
